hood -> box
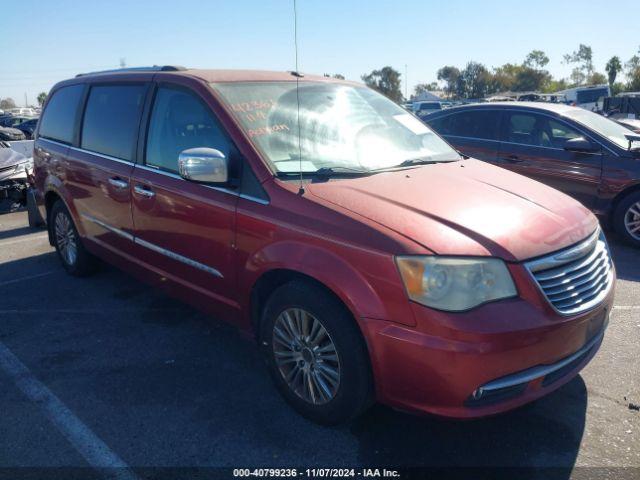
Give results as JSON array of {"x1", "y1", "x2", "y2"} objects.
[
  {"x1": 307, "y1": 160, "x2": 597, "y2": 261},
  {"x1": 0, "y1": 147, "x2": 27, "y2": 169},
  {"x1": 0, "y1": 126, "x2": 25, "y2": 138}
]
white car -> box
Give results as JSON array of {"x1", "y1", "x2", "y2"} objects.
[{"x1": 7, "y1": 107, "x2": 37, "y2": 116}]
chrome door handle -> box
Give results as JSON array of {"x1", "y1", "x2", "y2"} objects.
[
  {"x1": 134, "y1": 185, "x2": 155, "y2": 198},
  {"x1": 108, "y1": 177, "x2": 129, "y2": 189}
]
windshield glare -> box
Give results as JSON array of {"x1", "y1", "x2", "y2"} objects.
[
  {"x1": 211, "y1": 81, "x2": 458, "y2": 173},
  {"x1": 564, "y1": 108, "x2": 638, "y2": 150}
]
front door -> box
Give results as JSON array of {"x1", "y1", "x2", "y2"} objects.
[
  {"x1": 131, "y1": 84, "x2": 239, "y2": 312},
  {"x1": 497, "y1": 111, "x2": 602, "y2": 209}
]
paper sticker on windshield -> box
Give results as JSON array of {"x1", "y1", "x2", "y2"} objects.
[{"x1": 393, "y1": 114, "x2": 430, "y2": 135}]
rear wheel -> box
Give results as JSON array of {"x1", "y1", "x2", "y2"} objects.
[
  {"x1": 614, "y1": 192, "x2": 640, "y2": 248},
  {"x1": 50, "y1": 200, "x2": 97, "y2": 276},
  {"x1": 261, "y1": 281, "x2": 373, "y2": 424}
]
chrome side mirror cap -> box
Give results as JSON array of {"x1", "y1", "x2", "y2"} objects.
[
  {"x1": 564, "y1": 137, "x2": 599, "y2": 154},
  {"x1": 178, "y1": 148, "x2": 229, "y2": 184}
]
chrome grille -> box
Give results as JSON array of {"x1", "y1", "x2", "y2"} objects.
[{"x1": 525, "y1": 229, "x2": 613, "y2": 315}]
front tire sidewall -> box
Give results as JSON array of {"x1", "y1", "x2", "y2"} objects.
[{"x1": 261, "y1": 282, "x2": 372, "y2": 425}]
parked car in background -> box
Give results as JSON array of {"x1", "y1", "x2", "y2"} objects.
[
  {"x1": 0, "y1": 141, "x2": 32, "y2": 211},
  {"x1": 613, "y1": 117, "x2": 640, "y2": 133},
  {"x1": 0, "y1": 115, "x2": 36, "y2": 128},
  {"x1": 413, "y1": 101, "x2": 443, "y2": 118},
  {"x1": 7, "y1": 107, "x2": 37, "y2": 116},
  {"x1": 555, "y1": 84, "x2": 610, "y2": 111},
  {"x1": 0, "y1": 126, "x2": 27, "y2": 141},
  {"x1": 426, "y1": 102, "x2": 640, "y2": 246},
  {"x1": 33, "y1": 67, "x2": 613, "y2": 424},
  {"x1": 15, "y1": 118, "x2": 38, "y2": 139}
]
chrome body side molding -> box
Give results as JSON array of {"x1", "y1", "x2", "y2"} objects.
[{"x1": 80, "y1": 213, "x2": 223, "y2": 278}]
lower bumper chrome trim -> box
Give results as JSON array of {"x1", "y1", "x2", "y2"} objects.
[{"x1": 478, "y1": 327, "x2": 605, "y2": 394}]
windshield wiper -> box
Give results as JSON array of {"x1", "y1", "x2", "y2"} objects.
[
  {"x1": 313, "y1": 166, "x2": 370, "y2": 177},
  {"x1": 275, "y1": 166, "x2": 371, "y2": 179}
]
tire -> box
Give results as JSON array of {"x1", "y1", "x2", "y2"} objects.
[
  {"x1": 50, "y1": 200, "x2": 97, "y2": 276},
  {"x1": 260, "y1": 281, "x2": 373, "y2": 425},
  {"x1": 613, "y1": 191, "x2": 640, "y2": 248}
]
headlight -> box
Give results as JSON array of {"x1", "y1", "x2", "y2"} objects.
[{"x1": 396, "y1": 256, "x2": 517, "y2": 311}]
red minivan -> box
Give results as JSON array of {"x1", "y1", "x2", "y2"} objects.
[{"x1": 32, "y1": 67, "x2": 615, "y2": 424}]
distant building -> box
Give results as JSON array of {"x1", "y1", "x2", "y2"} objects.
[{"x1": 413, "y1": 90, "x2": 443, "y2": 102}]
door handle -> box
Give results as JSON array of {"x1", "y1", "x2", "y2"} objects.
[
  {"x1": 503, "y1": 155, "x2": 523, "y2": 163},
  {"x1": 134, "y1": 184, "x2": 155, "y2": 198},
  {"x1": 108, "y1": 177, "x2": 129, "y2": 189}
]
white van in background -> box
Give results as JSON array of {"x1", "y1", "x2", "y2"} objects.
[
  {"x1": 555, "y1": 84, "x2": 610, "y2": 111},
  {"x1": 7, "y1": 107, "x2": 37, "y2": 116}
]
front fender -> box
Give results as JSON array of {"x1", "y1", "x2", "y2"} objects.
[{"x1": 239, "y1": 240, "x2": 416, "y2": 331}]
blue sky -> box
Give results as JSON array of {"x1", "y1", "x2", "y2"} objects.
[{"x1": 2, "y1": 0, "x2": 639, "y2": 105}]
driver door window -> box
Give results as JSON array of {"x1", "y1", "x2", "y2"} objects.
[{"x1": 145, "y1": 87, "x2": 233, "y2": 172}]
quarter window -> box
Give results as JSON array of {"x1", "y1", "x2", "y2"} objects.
[
  {"x1": 145, "y1": 87, "x2": 233, "y2": 173},
  {"x1": 38, "y1": 84, "x2": 84, "y2": 144},
  {"x1": 81, "y1": 85, "x2": 146, "y2": 161}
]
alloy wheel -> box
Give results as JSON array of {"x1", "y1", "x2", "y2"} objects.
[
  {"x1": 624, "y1": 201, "x2": 640, "y2": 241},
  {"x1": 272, "y1": 308, "x2": 341, "y2": 405},
  {"x1": 54, "y1": 211, "x2": 78, "y2": 266}
]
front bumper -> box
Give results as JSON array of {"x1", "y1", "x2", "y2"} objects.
[{"x1": 361, "y1": 269, "x2": 614, "y2": 418}]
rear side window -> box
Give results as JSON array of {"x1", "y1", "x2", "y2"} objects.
[
  {"x1": 81, "y1": 85, "x2": 146, "y2": 161},
  {"x1": 445, "y1": 110, "x2": 500, "y2": 140},
  {"x1": 145, "y1": 87, "x2": 233, "y2": 173},
  {"x1": 38, "y1": 85, "x2": 84, "y2": 144}
]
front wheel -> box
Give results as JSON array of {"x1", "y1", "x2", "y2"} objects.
[
  {"x1": 613, "y1": 192, "x2": 640, "y2": 248},
  {"x1": 50, "y1": 200, "x2": 97, "y2": 276},
  {"x1": 261, "y1": 281, "x2": 373, "y2": 425}
]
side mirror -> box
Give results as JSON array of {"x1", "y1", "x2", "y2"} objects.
[
  {"x1": 564, "y1": 137, "x2": 599, "y2": 154},
  {"x1": 178, "y1": 148, "x2": 229, "y2": 184}
]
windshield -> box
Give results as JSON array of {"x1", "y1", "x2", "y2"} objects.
[
  {"x1": 211, "y1": 81, "x2": 459, "y2": 174},
  {"x1": 564, "y1": 108, "x2": 639, "y2": 150}
]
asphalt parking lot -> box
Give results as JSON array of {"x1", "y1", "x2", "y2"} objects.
[{"x1": 0, "y1": 210, "x2": 638, "y2": 479}]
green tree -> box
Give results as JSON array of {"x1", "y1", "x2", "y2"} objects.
[
  {"x1": 37, "y1": 92, "x2": 48, "y2": 107},
  {"x1": 543, "y1": 78, "x2": 569, "y2": 94},
  {"x1": 437, "y1": 66, "x2": 461, "y2": 98},
  {"x1": 605, "y1": 56, "x2": 622, "y2": 87},
  {"x1": 361, "y1": 66, "x2": 404, "y2": 103},
  {"x1": 460, "y1": 62, "x2": 491, "y2": 98},
  {"x1": 524, "y1": 50, "x2": 549, "y2": 69},
  {"x1": 588, "y1": 72, "x2": 607, "y2": 85},
  {"x1": 489, "y1": 63, "x2": 521, "y2": 93},
  {"x1": 611, "y1": 82, "x2": 625, "y2": 96},
  {"x1": 626, "y1": 47, "x2": 640, "y2": 91},
  {"x1": 413, "y1": 82, "x2": 439, "y2": 98},
  {"x1": 563, "y1": 44, "x2": 594, "y2": 85},
  {"x1": 0, "y1": 98, "x2": 16, "y2": 110},
  {"x1": 513, "y1": 66, "x2": 551, "y2": 92}
]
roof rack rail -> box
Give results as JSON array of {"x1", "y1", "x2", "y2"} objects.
[{"x1": 76, "y1": 65, "x2": 186, "y2": 77}]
